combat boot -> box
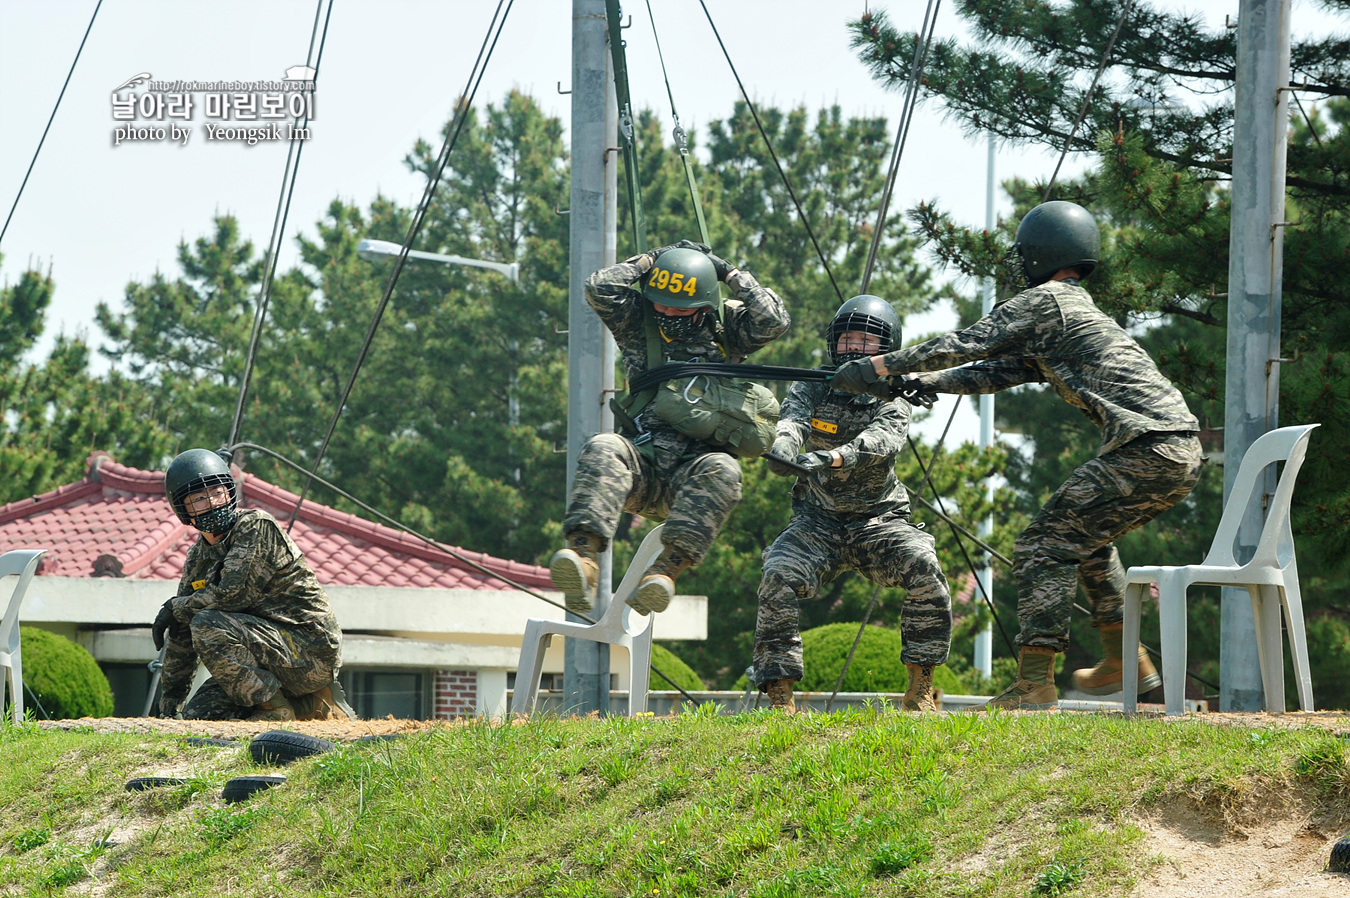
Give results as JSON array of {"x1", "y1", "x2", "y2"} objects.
[
  {"x1": 1071, "y1": 622, "x2": 1162, "y2": 696},
  {"x1": 901, "y1": 663, "x2": 938, "y2": 712},
  {"x1": 627, "y1": 546, "x2": 692, "y2": 615},
  {"x1": 293, "y1": 681, "x2": 356, "y2": 721},
  {"x1": 764, "y1": 678, "x2": 796, "y2": 713},
  {"x1": 980, "y1": 645, "x2": 1059, "y2": 711},
  {"x1": 550, "y1": 532, "x2": 602, "y2": 613},
  {"x1": 247, "y1": 692, "x2": 297, "y2": 722}
]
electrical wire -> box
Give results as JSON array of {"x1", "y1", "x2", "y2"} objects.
[
  {"x1": 860, "y1": 0, "x2": 941, "y2": 294},
  {"x1": 694, "y1": 0, "x2": 844, "y2": 305},
  {"x1": 285, "y1": 0, "x2": 511, "y2": 532},
  {"x1": 229, "y1": 0, "x2": 333, "y2": 449},
  {"x1": 0, "y1": 0, "x2": 102, "y2": 249}
]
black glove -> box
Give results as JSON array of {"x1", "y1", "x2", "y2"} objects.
[
  {"x1": 764, "y1": 437, "x2": 799, "y2": 476},
  {"x1": 893, "y1": 376, "x2": 939, "y2": 408},
  {"x1": 794, "y1": 450, "x2": 835, "y2": 474},
  {"x1": 649, "y1": 239, "x2": 711, "y2": 261},
  {"x1": 705, "y1": 252, "x2": 736, "y2": 281},
  {"x1": 830, "y1": 357, "x2": 881, "y2": 395},
  {"x1": 151, "y1": 599, "x2": 177, "y2": 651}
]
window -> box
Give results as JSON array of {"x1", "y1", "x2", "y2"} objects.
[{"x1": 339, "y1": 670, "x2": 427, "y2": 720}]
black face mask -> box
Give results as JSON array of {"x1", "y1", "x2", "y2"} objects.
[
  {"x1": 192, "y1": 505, "x2": 238, "y2": 535},
  {"x1": 1003, "y1": 246, "x2": 1032, "y2": 290},
  {"x1": 653, "y1": 309, "x2": 709, "y2": 343}
]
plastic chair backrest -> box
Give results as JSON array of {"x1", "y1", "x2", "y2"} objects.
[
  {"x1": 0, "y1": 550, "x2": 47, "y2": 657},
  {"x1": 1201, "y1": 424, "x2": 1318, "y2": 570}
]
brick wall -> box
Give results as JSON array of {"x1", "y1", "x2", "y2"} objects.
[{"x1": 433, "y1": 669, "x2": 477, "y2": 719}]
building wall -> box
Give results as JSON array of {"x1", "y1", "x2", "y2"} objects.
[{"x1": 433, "y1": 669, "x2": 477, "y2": 719}]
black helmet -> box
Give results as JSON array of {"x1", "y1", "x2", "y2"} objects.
[
  {"x1": 827, "y1": 294, "x2": 902, "y2": 366},
  {"x1": 165, "y1": 448, "x2": 239, "y2": 533},
  {"x1": 642, "y1": 248, "x2": 720, "y2": 314},
  {"x1": 1010, "y1": 200, "x2": 1101, "y2": 287}
]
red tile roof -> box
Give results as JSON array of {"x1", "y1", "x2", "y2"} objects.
[{"x1": 0, "y1": 452, "x2": 552, "y2": 590}]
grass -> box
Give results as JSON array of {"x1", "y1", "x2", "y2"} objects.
[{"x1": 0, "y1": 709, "x2": 1346, "y2": 896}]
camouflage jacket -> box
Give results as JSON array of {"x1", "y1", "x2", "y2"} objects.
[
  {"x1": 883, "y1": 280, "x2": 1199, "y2": 455},
  {"x1": 776, "y1": 377, "x2": 912, "y2": 521},
  {"x1": 585, "y1": 252, "x2": 790, "y2": 472},
  {"x1": 171, "y1": 508, "x2": 342, "y2": 653}
]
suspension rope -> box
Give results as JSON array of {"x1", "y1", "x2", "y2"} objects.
[
  {"x1": 0, "y1": 0, "x2": 102, "y2": 249},
  {"x1": 229, "y1": 0, "x2": 332, "y2": 449},
  {"x1": 1043, "y1": 0, "x2": 1136, "y2": 200},
  {"x1": 694, "y1": 0, "x2": 844, "y2": 304},
  {"x1": 606, "y1": 0, "x2": 648, "y2": 252},
  {"x1": 644, "y1": 0, "x2": 709, "y2": 245},
  {"x1": 860, "y1": 0, "x2": 941, "y2": 294},
  {"x1": 285, "y1": 0, "x2": 512, "y2": 532}
]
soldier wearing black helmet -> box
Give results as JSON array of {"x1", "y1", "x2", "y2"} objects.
[
  {"x1": 831, "y1": 201, "x2": 1203, "y2": 710},
  {"x1": 752, "y1": 295, "x2": 952, "y2": 713},
  {"x1": 551, "y1": 241, "x2": 790, "y2": 617},
  {"x1": 154, "y1": 448, "x2": 354, "y2": 721}
]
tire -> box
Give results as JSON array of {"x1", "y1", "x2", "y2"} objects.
[
  {"x1": 1330, "y1": 837, "x2": 1350, "y2": 874},
  {"x1": 248, "y1": 730, "x2": 335, "y2": 765},
  {"x1": 184, "y1": 737, "x2": 238, "y2": 748},
  {"x1": 222, "y1": 775, "x2": 286, "y2": 804},
  {"x1": 125, "y1": 776, "x2": 188, "y2": 791}
]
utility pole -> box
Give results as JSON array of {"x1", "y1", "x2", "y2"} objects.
[
  {"x1": 564, "y1": 0, "x2": 618, "y2": 714},
  {"x1": 1221, "y1": 0, "x2": 1291, "y2": 711},
  {"x1": 974, "y1": 132, "x2": 995, "y2": 679}
]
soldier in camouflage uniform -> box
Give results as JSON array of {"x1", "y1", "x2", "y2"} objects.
[
  {"x1": 551, "y1": 241, "x2": 790, "y2": 616},
  {"x1": 832, "y1": 202, "x2": 1203, "y2": 710},
  {"x1": 152, "y1": 449, "x2": 353, "y2": 721},
  {"x1": 754, "y1": 295, "x2": 952, "y2": 713}
]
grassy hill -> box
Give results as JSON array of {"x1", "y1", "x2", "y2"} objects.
[{"x1": 1, "y1": 710, "x2": 1347, "y2": 896}]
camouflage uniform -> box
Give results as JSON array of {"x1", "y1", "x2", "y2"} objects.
[
  {"x1": 563, "y1": 253, "x2": 790, "y2": 561},
  {"x1": 160, "y1": 508, "x2": 343, "y2": 719},
  {"x1": 753, "y1": 379, "x2": 952, "y2": 687},
  {"x1": 883, "y1": 279, "x2": 1203, "y2": 651}
]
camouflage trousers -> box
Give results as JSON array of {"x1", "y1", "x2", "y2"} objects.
[
  {"x1": 753, "y1": 508, "x2": 952, "y2": 687},
  {"x1": 562, "y1": 431, "x2": 742, "y2": 563},
  {"x1": 163, "y1": 609, "x2": 339, "y2": 720},
  {"x1": 1014, "y1": 431, "x2": 1203, "y2": 652}
]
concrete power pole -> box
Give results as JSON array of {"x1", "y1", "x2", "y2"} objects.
[
  {"x1": 1221, "y1": 0, "x2": 1291, "y2": 711},
  {"x1": 564, "y1": 0, "x2": 619, "y2": 715},
  {"x1": 974, "y1": 132, "x2": 995, "y2": 679}
]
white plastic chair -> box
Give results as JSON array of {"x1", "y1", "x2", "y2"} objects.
[
  {"x1": 0, "y1": 550, "x2": 48, "y2": 724},
  {"x1": 1122, "y1": 424, "x2": 1319, "y2": 715},
  {"x1": 512, "y1": 525, "x2": 663, "y2": 717}
]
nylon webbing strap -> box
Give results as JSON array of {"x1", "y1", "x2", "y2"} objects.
[
  {"x1": 606, "y1": 0, "x2": 646, "y2": 252},
  {"x1": 644, "y1": 0, "x2": 709, "y2": 245}
]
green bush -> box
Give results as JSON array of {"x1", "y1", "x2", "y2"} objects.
[
  {"x1": 798, "y1": 623, "x2": 965, "y2": 694},
  {"x1": 731, "y1": 623, "x2": 968, "y2": 693},
  {"x1": 17, "y1": 627, "x2": 114, "y2": 719},
  {"x1": 650, "y1": 643, "x2": 704, "y2": 693}
]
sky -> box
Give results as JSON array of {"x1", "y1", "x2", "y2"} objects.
[{"x1": 0, "y1": 0, "x2": 1343, "y2": 448}]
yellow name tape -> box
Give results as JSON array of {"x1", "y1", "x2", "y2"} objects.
[
  {"x1": 191, "y1": 580, "x2": 207, "y2": 591},
  {"x1": 811, "y1": 418, "x2": 838, "y2": 434}
]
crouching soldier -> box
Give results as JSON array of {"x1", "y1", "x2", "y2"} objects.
[
  {"x1": 754, "y1": 295, "x2": 953, "y2": 713},
  {"x1": 153, "y1": 448, "x2": 355, "y2": 721},
  {"x1": 550, "y1": 241, "x2": 791, "y2": 616},
  {"x1": 830, "y1": 202, "x2": 1202, "y2": 710}
]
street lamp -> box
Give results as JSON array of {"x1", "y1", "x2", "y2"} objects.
[
  {"x1": 356, "y1": 238, "x2": 520, "y2": 283},
  {"x1": 357, "y1": 234, "x2": 523, "y2": 478}
]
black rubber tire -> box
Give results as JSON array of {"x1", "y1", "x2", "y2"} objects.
[
  {"x1": 1329, "y1": 836, "x2": 1350, "y2": 874},
  {"x1": 125, "y1": 776, "x2": 188, "y2": 791},
  {"x1": 184, "y1": 737, "x2": 237, "y2": 748},
  {"x1": 248, "y1": 730, "x2": 336, "y2": 765},
  {"x1": 222, "y1": 775, "x2": 286, "y2": 804}
]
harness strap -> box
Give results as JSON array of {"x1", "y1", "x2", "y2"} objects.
[{"x1": 605, "y1": 0, "x2": 647, "y2": 253}]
